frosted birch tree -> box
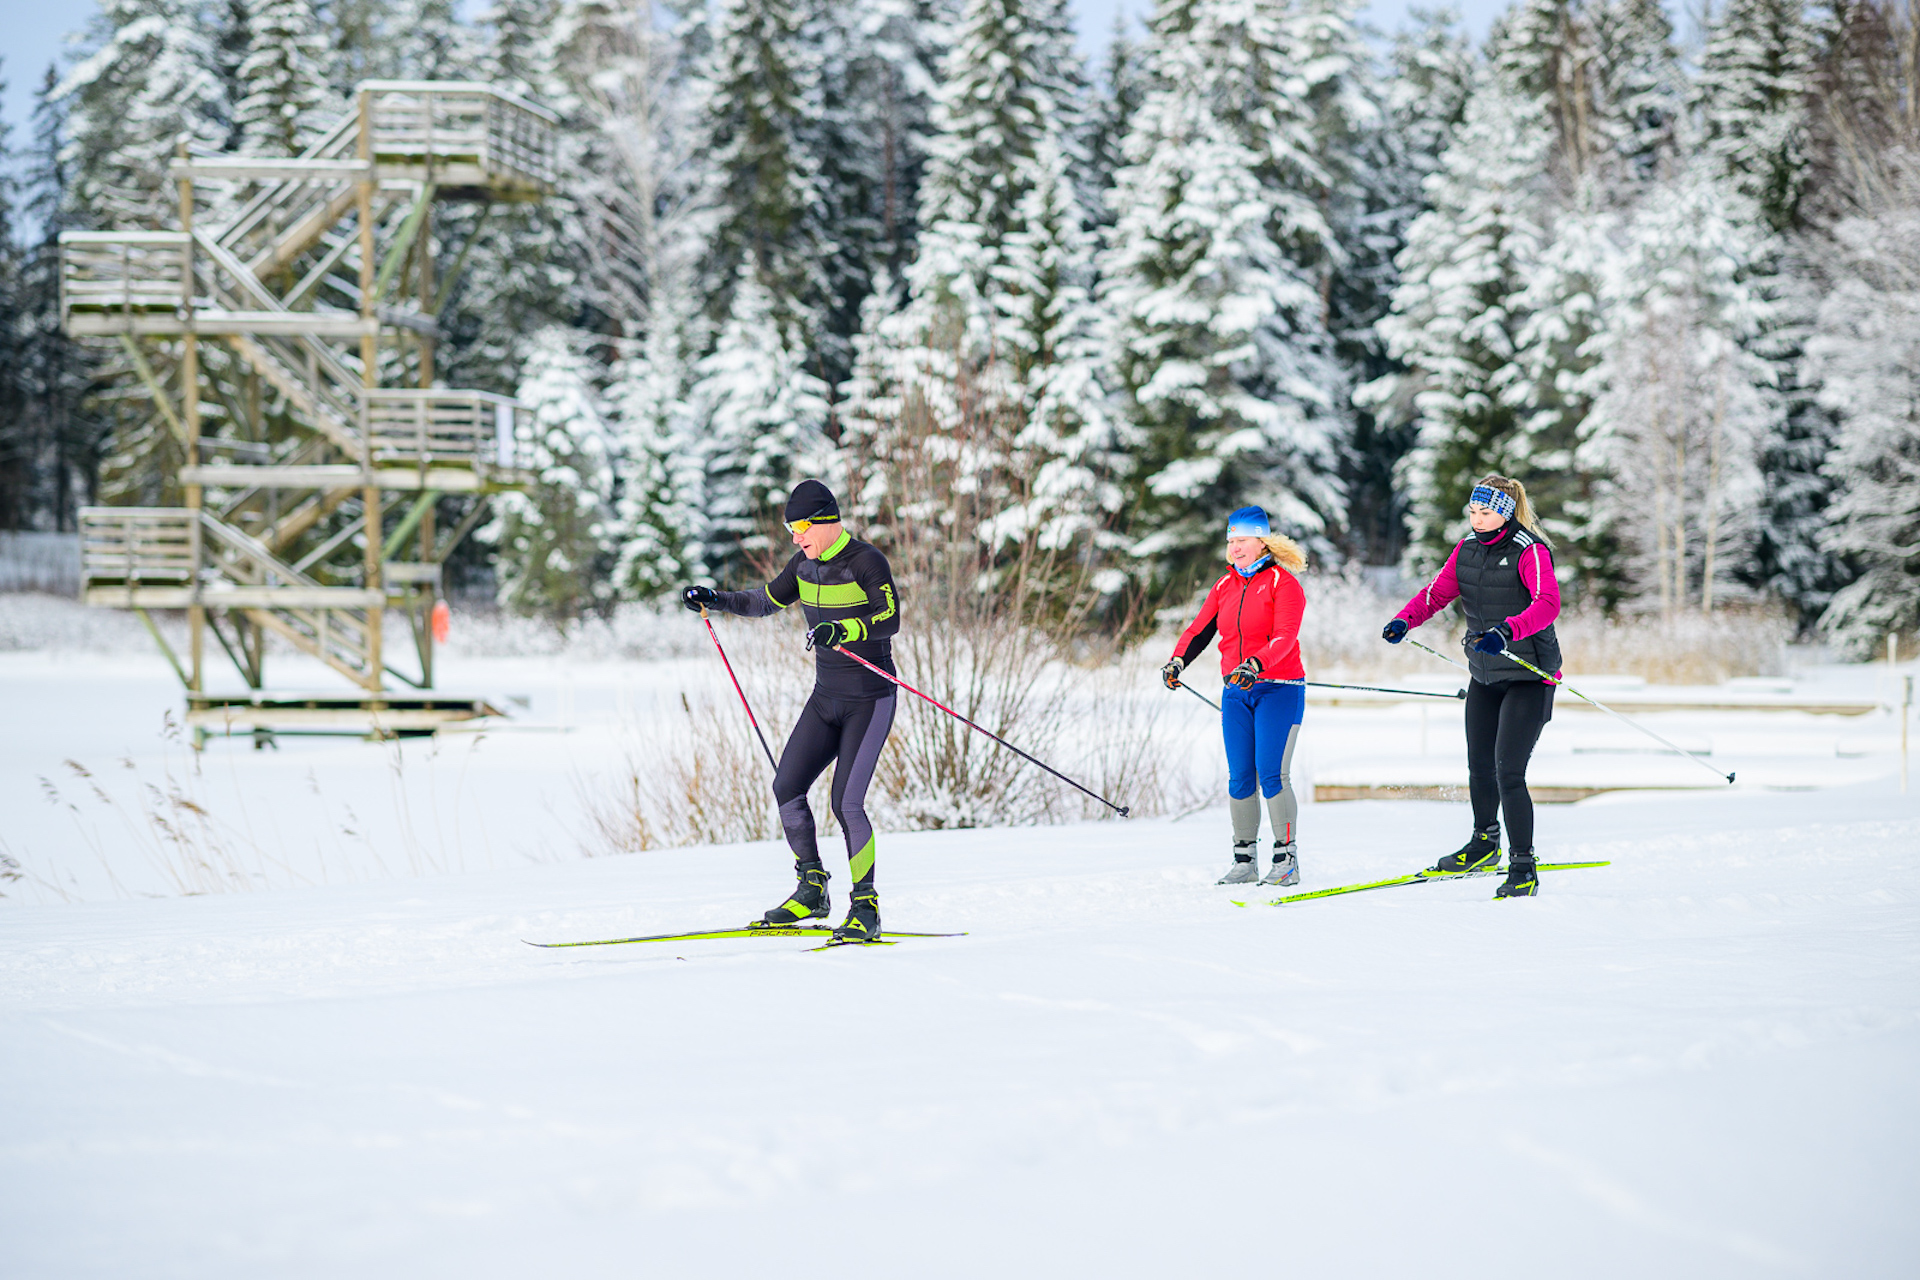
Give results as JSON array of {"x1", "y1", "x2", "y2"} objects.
[{"x1": 1579, "y1": 168, "x2": 1776, "y2": 616}]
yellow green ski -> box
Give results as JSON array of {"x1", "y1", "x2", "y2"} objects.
[
  {"x1": 1257, "y1": 860, "x2": 1611, "y2": 906},
  {"x1": 525, "y1": 925, "x2": 964, "y2": 948}
]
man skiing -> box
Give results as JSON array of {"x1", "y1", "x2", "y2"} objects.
[{"x1": 681, "y1": 480, "x2": 901, "y2": 943}]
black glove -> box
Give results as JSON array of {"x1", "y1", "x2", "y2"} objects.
[
  {"x1": 682, "y1": 585, "x2": 718, "y2": 614},
  {"x1": 1161, "y1": 657, "x2": 1185, "y2": 690},
  {"x1": 808, "y1": 619, "x2": 849, "y2": 650},
  {"x1": 1382, "y1": 618, "x2": 1408, "y2": 644},
  {"x1": 1228, "y1": 656, "x2": 1263, "y2": 689},
  {"x1": 1465, "y1": 624, "x2": 1511, "y2": 655}
]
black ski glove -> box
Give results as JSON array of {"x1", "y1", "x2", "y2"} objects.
[
  {"x1": 1161, "y1": 657, "x2": 1185, "y2": 690},
  {"x1": 682, "y1": 585, "x2": 719, "y2": 614},
  {"x1": 809, "y1": 619, "x2": 851, "y2": 650},
  {"x1": 1465, "y1": 623, "x2": 1511, "y2": 655},
  {"x1": 1382, "y1": 618, "x2": 1408, "y2": 644},
  {"x1": 1228, "y1": 657, "x2": 1263, "y2": 689}
]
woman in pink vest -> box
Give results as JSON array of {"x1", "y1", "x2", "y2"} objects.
[{"x1": 1162, "y1": 507, "x2": 1309, "y2": 886}]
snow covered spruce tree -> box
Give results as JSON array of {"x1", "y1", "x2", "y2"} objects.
[
  {"x1": 1346, "y1": 7, "x2": 1473, "y2": 564},
  {"x1": 1801, "y1": 0, "x2": 1920, "y2": 654},
  {"x1": 1101, "y1": 0, "x2": 1348, "y2": 598},
  {"x1": 1808, "y1": 219, "x2": 1920, "y2": 654},
  {"x1": 1508, "y1": 0, "x2": 1684, "y2": 579},
  {"x1": 1577, "y1": 168, "x2": 1777, "y2": 617},
  {"x1": 489, "y1": 329, "x2": 618, "y2": 622},
  {"x1": 234, "y1": 0, "x2": 332, "y2": 156},
  {"x1": 1375, "y1": 61, "x2": 1550, "y2": 568},
  {"x1": 675, "y1": 0, "x2": 832, "y2": 580},
  {"x1": 1378, "y1": 0, "x2": 1692, "y2": 578},
  {"x1": 1695, "y1": 0, "x2": 1846, "y2": 626},
  {"x1": 5, "y1": 70, "x2": 104, "y2": 531},
  {"x1": 840, "y1": 0, "x2": 1118, "y2": 591},
  {"x1": 55, "y1": 0, "x2": 230, "y2": 508},
  {"x1": 1290, "y1": 0, "x2": 1434, "y2": 567},
  {"x1": 805, "y1": 0, "x2": 949, "y2": 389},
  {"x1": 57, "y1": 0, "x2": 228, "y2": 230}
]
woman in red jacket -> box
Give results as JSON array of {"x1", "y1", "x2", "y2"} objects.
[{"x1": 1162, "y1": 506, "x2": 1309, "y2": 886}]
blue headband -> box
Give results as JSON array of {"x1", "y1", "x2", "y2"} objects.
[
  {"x1": 1226, "y1": 505, "x2": 1271, "y2": 540},
  {"x1": 1469, "y1": 485, "x2": 1517, "y2": 519}
]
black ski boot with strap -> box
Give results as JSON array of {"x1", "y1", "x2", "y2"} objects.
[
  {"x1": 1431, "y1": 824, "x2": 1502, "y2": 875},
  {"x1": 759, "y1": 860, "x2": 830, "y2": 926},
  {"x1": 1495, "y1": 851, "x2": 1539, "y2": 898},
  {"x1": 830, "y1": 887, "x2": 881, "y2": 944}
]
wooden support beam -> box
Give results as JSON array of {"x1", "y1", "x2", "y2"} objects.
[
  {"x1": 116, "y1": 337, "x2": 188, "y2": 446},
  {"x1": 244, "y1": 606, "x2": 381, "y2": 690},
  {"x1": 134, "y1": 608, "x2": 192, "y2": 690},
  {"x1": 373, "y1": 184, "x2": 434, "y2": 307},
  {"x1": 432, "y1": 494, "x2": 492, "y2": 561},
  {"x1": 382, "y1": 491, "x2": 437, "y2": 560},
  {"x1": 265, "y1": 484, "x2": 358, "y2": 555}
]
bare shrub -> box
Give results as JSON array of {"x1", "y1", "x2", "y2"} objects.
[
  {"x1": 576, "y1": 689, "x2": 784, "y2": 854},
  {"x1": 572, "y1": 609, "x2": 1205, "y2": 854}
]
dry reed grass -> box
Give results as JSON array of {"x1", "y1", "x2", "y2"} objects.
[{"x1": 1295, "y1": 567, "x2": 1796, "y2": 686}]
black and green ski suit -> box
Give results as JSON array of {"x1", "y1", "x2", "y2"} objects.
[{"x1": 711, "y1": 531, "x2": 901, "y2": 891}]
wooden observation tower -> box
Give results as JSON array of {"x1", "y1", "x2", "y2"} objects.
[{"x1": 61, "y1": 82, "x2": 555, "y2": 743}]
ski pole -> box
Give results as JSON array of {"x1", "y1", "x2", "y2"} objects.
[
  {"x1": 1409, "y1": 635, "x2": 1472, "y2": 674},
  {"x1": 1178, "y1": 681, "x2": 1220, "y2": 712},
  {"x1": 1311, "y1": 680, "x2": 1465, "y2": 700},
  {"x1": 828, "y1": 643, "x2": 1131, "y2": 817},
  {"x1": 1495, "y1": 647, "x2": 1735, "y2": 785},
  {"x1": 1176, "y1": 677, "x2": 1461, "y2": 710},
  {"x1": 700, "y1": 606, "x2": 778, "y2": 772}
]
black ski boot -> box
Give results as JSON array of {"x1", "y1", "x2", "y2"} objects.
[
  {"x1": 1495, "y1": 851, "x2": 1538, "y2": 898},
  {"x1": 830, "y1": 888, "x2": 881, "y2": 944},
  {"x1": 1431, "y1": 824, "x2": 1501, "y2": 875},
  {"x1": 759, "y1": 860, "x2": 830, "y2": 926}
]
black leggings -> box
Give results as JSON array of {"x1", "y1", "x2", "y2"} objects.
[
  {"x1": 772, "y1": 690, "x2": 896, "y2": 887},
  {"x1": 1464, "y1": 679, "x2": 1554, "y2": 853}
]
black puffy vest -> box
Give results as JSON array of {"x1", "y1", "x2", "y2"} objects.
[{"x1": 1453, "y1": 526, "x2": 1561, "y2": 685}]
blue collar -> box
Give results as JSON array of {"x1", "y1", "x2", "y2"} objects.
[{"x1": 1234, "y1": 555, "x2": 1272, "y2": 578}]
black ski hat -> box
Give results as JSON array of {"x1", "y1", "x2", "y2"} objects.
[{"x1": 784, "y1": 479, "x2": 840, "y2": 523}]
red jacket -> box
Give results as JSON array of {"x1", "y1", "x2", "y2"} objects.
[{"x1": 1171, "y1": 563, "x2": 1306, "y2": 681}]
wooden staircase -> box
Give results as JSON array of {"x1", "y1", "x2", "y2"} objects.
[{"x1": 63, "y1": 82, "x2": 554, "y2": 732}]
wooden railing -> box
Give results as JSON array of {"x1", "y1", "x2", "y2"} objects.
[
  {"x1": 59, "y1": 232, "x2": 192, "y2": 321},
  {"x1": 364, "y1": 389, "x2": 532, "y2": 473},
  {"x1": 80, "y1": 508, "x2": 196, "y2": 586},
  {"x1": 362, "y1": 81, "x2": 557, "y2": 189}
]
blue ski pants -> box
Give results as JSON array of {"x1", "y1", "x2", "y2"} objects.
[{"x1": 1222, "y1": 679, "x2": 1305, "y2": 801}]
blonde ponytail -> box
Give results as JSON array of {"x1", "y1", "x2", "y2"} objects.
[{"x1": 1259, "y1": 533, "x2": 1308, "y2": 573}]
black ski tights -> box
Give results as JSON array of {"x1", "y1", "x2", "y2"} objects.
[{"x1": 1464, "y1": 679, "x2": 1554, "y2": 853}]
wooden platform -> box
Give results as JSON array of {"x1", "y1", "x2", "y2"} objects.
[
  {"x1": 186, "y1": 691, "x2": 506, "y2": 745},
  {"x1": 1312, "y1": 782, "x2": 1722, "y2": 804}
]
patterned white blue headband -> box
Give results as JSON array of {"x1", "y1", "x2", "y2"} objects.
[{"x1": 1469, "y1": 485, "x2": 1517, "y2": 519}]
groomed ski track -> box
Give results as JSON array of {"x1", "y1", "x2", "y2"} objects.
[{"x1": 5, "y1": 779, "x2": 1918, "y2": 1278}]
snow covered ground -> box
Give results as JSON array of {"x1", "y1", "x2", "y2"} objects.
[{"x1": 3, "y1": 616, "x2": 1918, "y2": 1277}]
